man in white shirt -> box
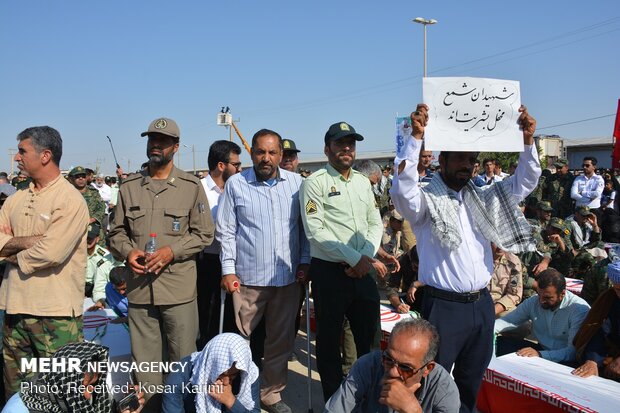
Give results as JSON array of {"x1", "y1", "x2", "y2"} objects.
[
  {"x1": 196, "y1": 140, "x2": 242, "y2": 348},
  {"x1": 391, "y1": 103, "x2": 540, "y2": 413},
  {"x1": 571, "y1": 156, "x2": 605, "y2": 209}
]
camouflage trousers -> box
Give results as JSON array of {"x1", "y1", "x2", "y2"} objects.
[{"x1": 2, "y1": 314, "x2": 83, "y2": 399}]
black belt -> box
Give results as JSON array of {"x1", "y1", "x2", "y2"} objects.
[{"x1": 427, "y1": 286, "x2": 484, "y2": 303}]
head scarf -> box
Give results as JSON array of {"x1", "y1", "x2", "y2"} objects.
[
  {"x1": 191, "y1": 333, "x2": 259, "y2": 413},
  {"x1": 21, "y1": 342, "x2": 111, "y2": 413}
]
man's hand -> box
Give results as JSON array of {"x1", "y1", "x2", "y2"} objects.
[
  {"x1": 547, "y1": 234, "x2": 566, "y2": 252},
  {"x1": 533, "y1": 257, "x2": 550, "y2": 275},
  {"x1": 410, "y1": 104, "x2": 429, "y2": 141},
  {"x1": 373, "y1": 259, "x2": 389, "y2": 279},
  {"x1": 381, "y1": 254, "x2": 401, "y2": 273},
  {"x1": 295, "y1": 263, "x2": 310, "y2": 284},
  {"x1": 144, "y1": 246, "x2": 174, "y2": 275},
  {"x1": 348, "y1": 255, "x2": 374, "y2": 278},
  {"x1": 208, "y1": 376, "x2": 236, "y2": 410},
  {"x1": 572, "y1": 360, "x2": 598, "y2": 378},
  {"x1": 517, "y1": 105, "x2": 536, "y2": 145},
  {"x1": 494, "y1": 302, "x2": 506, "y2": 316},
  {"x1": 127, "y1": 249, "x2": 146, "y2": 275},
  {"x1": 587, "y1": 214, "x2": 600, "y2": 231},
  {"x1": 120, "y1": 385, "x2": 145, "y2": 413},
  {"x1": 221, "y1": 274, "x2": 241, "y2": 293},
  {"x1": 396, "y1": 302, "x2": 410, "y2": 314},
  {"x1": 0, "y1": 224, "x2": 13, "y2": 236},
  {"x1": 407, "y1": 286, "x2": 417, "y2": 303},
  {"x1": 516, "y1": 347, "x2": 541, "y2": 357},
  {"x1": 603, "y1": 356, "x2": 620, "y2": 380},
  {"x1": 87, "y1": 300, "x2": 106, "y2": 312},
  {"x1": 379, "y1": 378, "x2": 422, "y2": 413}
]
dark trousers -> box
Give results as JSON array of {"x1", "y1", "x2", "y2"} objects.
[
  {"x1": 310, "y1": 258, "x2": 380, "y2": 402},
  {"x1": 196, "y1": 253, "x2": 237, "y2": 350},
  {"x1": 422, "y1": 287, "x2": 494, "y2": 413}
]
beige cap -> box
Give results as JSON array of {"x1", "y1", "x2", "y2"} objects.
[{"x1": 141, "y1": 117, "x2": 180, "y2": 139}]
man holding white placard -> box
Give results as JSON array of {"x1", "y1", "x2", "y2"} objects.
[{"x1": 391, "y1": 92, "x2": 540, "y2": 412}]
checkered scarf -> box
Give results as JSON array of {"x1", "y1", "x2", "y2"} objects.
[
  {"x1": 190, "y1": 333, "x2": 259, "y2": 413},
  {"x1": 21, "y1": 342, "x2": 111, "y2": 413},
  {"x1": 422, "y1": 173, "x2": 535, "y2": 253}
]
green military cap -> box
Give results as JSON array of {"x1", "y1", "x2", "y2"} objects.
[
  {"x1": 141, "y1": 117, "x2": 180, "y2": 139},
  {"x1": 548, "y1": 217, "x2": 570, "y2": 235},
  {"x1": 575, "y1": 206, "x2": 593, "y2": 216},
  {"x1": 87, "y1": 220, "x2": 101, "y2": 240},
  {"x1": 537, "y1": 200, "x2": 554, "y2": 212},
  {"x1": 282, "y1": 139, "x2": 300, "y2": 153},
  {"x1": 324, "y1": 122, "x2": 364, "y2": 144},
  {"x1": 68, "y1": 166, "x2": 87, "y2": 177},
  {"x1": 554, "y1": 158, "x2": 568, "y2": 168}
]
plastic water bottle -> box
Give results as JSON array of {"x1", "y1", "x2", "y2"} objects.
[{"x1": 145, "y1": 233, "x2": 157, "y2": 258}]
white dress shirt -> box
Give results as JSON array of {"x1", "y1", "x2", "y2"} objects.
[
  {"x1": 571, "y1": 174, "x2": 605, "y2": 208},
  {"x1": 391, "y1": 138, "x2": 541, "y2": 293},
  {"x1": 200, "y1": 174, "x2": 223, "y2": 254}
]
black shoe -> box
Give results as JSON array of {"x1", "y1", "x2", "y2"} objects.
[{"x1": 260, "y1": 400, "x2": 293, "y2": 413}]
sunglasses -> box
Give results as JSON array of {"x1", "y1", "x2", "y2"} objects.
[{"x1": 382, "y1": 351, "x2": 429, "y2": 381}]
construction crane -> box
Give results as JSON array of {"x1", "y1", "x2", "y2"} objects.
[{"x1": 217, "y1": 107, "x2": 251, "y2": 155}]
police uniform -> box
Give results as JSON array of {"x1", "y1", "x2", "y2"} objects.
[
  {"x1": 108, "y1": 118, "x2": 214, "y2": 410},
  {"x1": 300, "y1": 122, "x2": 383, "y2": 400},
  {"x1": 87, "y1": 244, "x2": 122, "y2": 303}
]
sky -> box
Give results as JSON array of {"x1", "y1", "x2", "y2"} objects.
[{"x1": 1, "y1": 0, "x2": 618, "y2": 174}]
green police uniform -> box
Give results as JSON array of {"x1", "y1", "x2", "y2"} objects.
[{"x1": 86, "y1": 245, "x2": 122, "y2": 303}]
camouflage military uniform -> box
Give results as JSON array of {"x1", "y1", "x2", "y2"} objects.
[
  {"x1": 3, "y1": 316, "x2": 83, "y2": 395},
  {"x1": 581, "y1": 257, "x2": 613, "y2": 305},
  {"x1": 69, "y1": 166, "x2": 106, "y2": 245},
  {"x1": 544, "y1": 172, "x2": 575, "y2": 219},
  {"x1": 545, "y1": 217, "x2": 575, "y2": 276}
]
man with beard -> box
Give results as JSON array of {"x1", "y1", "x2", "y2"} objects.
[
  {"x1": 109, "y1": 117, "x2": 214, "y2": 412},
  {"x1": 391, "y1": 104, "x2": 540, "y2": 412},
  {"x1": 217, "y1": 129, "x2": 309, "y2": 413},
  {"x1": 495, "y1": 269, "x2": 590, "y2": 365},
  {"x1": 196, "y1": 140, "x2": 242, "y2": 348},
  {"x1": 300, "y1": 122, "x2": 384, "y2": 401}
]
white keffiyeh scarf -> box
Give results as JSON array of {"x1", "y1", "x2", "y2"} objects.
[
  {"x1": 422, "y1": 173, "x2": 535, "y2": 253},
  {"x1": 191, "y1": 333, "x2": 259, "y2": 413}
]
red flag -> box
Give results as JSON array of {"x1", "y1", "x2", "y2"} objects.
[{"x1": 612, "y1": 99, "x2": 620, "y2": 169}]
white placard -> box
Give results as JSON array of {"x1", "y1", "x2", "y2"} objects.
[{"x1": 422, "y1": 77, "x2": 523, "y2": 152}]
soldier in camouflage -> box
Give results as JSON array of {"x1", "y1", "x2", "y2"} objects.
[
  {"x1": 544, "y1": 158, "x2": 575, "y2": 219},
  {"x1": 520, "y1": 201, "x2": 554, "y2": 294},
  {"x1": 544, "y1": 217, "x2": 575, "y2": 277},
  {"x1": 581, "y1": 256, "x2": 613, "y2": 305},
  {"x1": 69, "y1": 166, "x2": 106, "y2": 245}
]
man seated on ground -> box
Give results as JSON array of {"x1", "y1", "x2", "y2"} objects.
[
  {"x1": 105, "y1": 266, "x2": 131, "y2": 318},
  {"x1": 494, "y1": 269, "x2": 590, "y2": 365},
  {"x1": 489, "y1": 244, "x2": 523, "y2": 318},
  {"x1": 572, "y1": 260, "x2": 620, "y2": 381},
  {"x1": 163, "y1": 333, "x2": 260, "y2": 413},
  {"x1": 566, "y1": 206, "x2": 602, "y2": 250},
  {"x1": 325, "y1": 318, "x2": 460, "y2": 413}
]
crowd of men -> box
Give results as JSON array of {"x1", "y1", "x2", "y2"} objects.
[{"x1": 0, "y1": 108, "x2": 619, "y2": 413}]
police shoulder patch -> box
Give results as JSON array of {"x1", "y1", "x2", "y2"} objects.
[
  {"x1": 305, "y1": 200, "x2": 318, "y2": 215},
  {"x1": 97, "y1": 259, "x2": 105, "y2": 267},
  {"x1": 96, "y1": 247, "x2": 106, "y2": 256}
]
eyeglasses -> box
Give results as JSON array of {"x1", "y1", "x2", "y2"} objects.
[
  {"x1": 226, "y1": 161, "x2": 242, "y2": 170},
  {"x1": 382, "y1": 351, "x2": 429, "y2": 381}
]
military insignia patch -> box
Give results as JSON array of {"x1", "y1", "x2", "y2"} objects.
[
  {"x1": 327, "y1": 186, "x2": 341, "y2": 197},
  {"x1": 339, "y1": 122, "x2": 350, "y2": 131},
  {"x1": 283, "y1": 140, "x2": 290, "y2": 149},
  {"x1": 306, "y1": 200, "x2": 318, "y2": 215},
  {"x1": 564, "y1": 229, "x2": 570, "y2": 236},
  {"x1": 97, "y1": 259, "x2": 105, "y2": 267},
  {"x1": 154, "y1": 118, "x2": 168, "y2": 129}
]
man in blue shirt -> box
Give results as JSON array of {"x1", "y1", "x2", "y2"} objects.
[
  {"x1": 495, "y1": 268, "x2": 590, "y2": 364},
  {"x1": 216, "y1": 129, "x2": 310, "y2": 413}
]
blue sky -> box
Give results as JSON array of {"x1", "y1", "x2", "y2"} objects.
[{"x1": 1, "y1": 1, "x2": 618, "y2": 174}]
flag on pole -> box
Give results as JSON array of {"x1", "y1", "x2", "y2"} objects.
[{"x1": 612, "y1": 99, "x2": 620, "y2": 169}]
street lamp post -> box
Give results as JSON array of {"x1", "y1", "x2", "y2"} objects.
[
  {"x1": 183, "y1": 144, "x2": 196, "y2": 175},
  {"x1": 413, "y1": 17, "x2": 437, "y2": 77}
]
